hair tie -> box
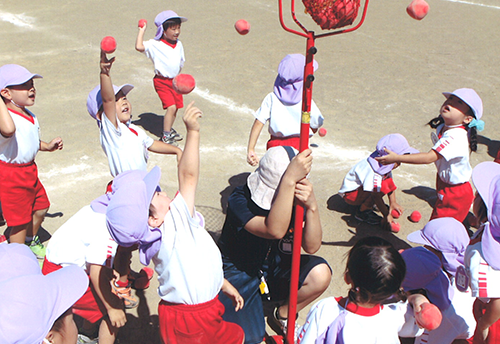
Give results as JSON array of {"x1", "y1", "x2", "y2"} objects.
[{"x1": 469, "y1": 118, "x2": 485, "y2": 131}]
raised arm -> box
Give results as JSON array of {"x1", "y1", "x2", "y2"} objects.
[
  {"x1": 296, "y1": 178, "x2": 322, "y2": 254},
  {"x1": 247, "y1": 119, "x2": 264, "y2": 166},
  {"x1": 376, "y1": 148, "x2": 440, "y2": 165},
  {"x1": 135, "y1": 22, "x2": 146, "y2": 52},
  {"x1": 0, "y1": 98, "x2": 15, "y2": 137},
  {"x1": 99, "y1": 50, "x2": 118, "y2": 127},
  {"x1": 148, "y1": 141, "x2": 183, "y2": 163},
  {"x1": 178, "y1": 102, "x2": 202, "y2": 216}
]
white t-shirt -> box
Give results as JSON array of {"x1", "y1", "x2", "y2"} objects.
[
  {"x1": 0, "y1": 109, "x2": 40, "y2": 164},
  {"x1": 297, "y1": 297, "x2": 422, "y2": 344},
  {"x1": 465, "y1": 238, "x2": 500, "y2": 301},
  {"x1": 432, "y1": 125, "x2": 471, "y2": 185},
  {"x1": 143, "y1": 39, "x2": 185, "y2": 78},
  {"x1": 153, "y1": 193, "x2": 223, "y2": 304},
  {"x1": 98, "y1": 114, "x2": 154, "y2": 177},
  {"x1": 254, "y1": 92, "x2": 323, "y2": 138},
  {"x1": 46, "y1": 205, "x2": 118, "y2": 273},
  {"x1": 339, "y1": 158, "x2": 390, "y2": 194}
]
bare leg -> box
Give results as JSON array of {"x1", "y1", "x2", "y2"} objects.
[
  {"x1": 31, "y1": 207, "x2": 48, "y2": 238},
  {"x1": 9, "y1": 223, "x2": 30, "y2": 243},
  {"x1": 98, "y1": 317, "x2": 118, "y2": 344},
  {"x1": 163, "y1": 105, "x2": 178, "y2": 133}
]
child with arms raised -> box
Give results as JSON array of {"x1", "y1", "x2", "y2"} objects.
[
  {"x1": 0, "y1": 64, "x2": 63, "y2": 258},
  {"x1": 106, "y1": 102, "x2": 245, "y2": 344}
]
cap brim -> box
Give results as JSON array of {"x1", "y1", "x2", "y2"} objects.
[
  {"x1": 116, "y1": 84, "x2": 134, "y2": 97},
  {"x1": 472, "y1": 162, "x2": 500, "y2": 208},
  {"x1": 407, "y1": 230, "x2": 430, "y2": 246},
  {"x1": 143, "y1": 166, "x2": 161, "y2": 204},
  {"x1": 367, "y1": 154, "x2": 393, "y2": 175},
  {"x1": 247, "y1": 170, "x2": 274, "y2": 210}
]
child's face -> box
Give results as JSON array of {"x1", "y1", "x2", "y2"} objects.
[
  {"x1": 4, "y1": 79, "x2": 36, "y2": 107},
  {"x1": 149, "y1": 191, "x2": 172, "y2": 227},
  {"x1": 163, "y1": 24, "x2": 181, "y2": 43},
  {"x1": 115, "y1": 91, "x2": 131, "y2": 124},
  {"x1": 439, "y1": 95, "x2": 474, "y2": 127}
]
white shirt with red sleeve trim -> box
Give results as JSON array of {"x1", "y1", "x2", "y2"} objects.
[
  {"x1": 339, "y1": 158, "x2": 392, "y2": 194},
  {"x1": 45, "y1": 205, "x2": 118, "y2": 273},
  {"x1": 0, "y1": 108, "x2": 40, "y2": 164},
  {"x1": 254, "y1": 92, "x2": 323, "y2": 138},
  {"x1": 432, "y1": 124, "x2": 471, "y2": 185},
  {"x1": 153, "y1": 192, "x2": 224, "y2": 305},
  {"x1": 98, "y1": 114, "x2": 154, "y2": 177},
  {"x1": 143, "y1": 39, "x2": 184, "y2": 78}
]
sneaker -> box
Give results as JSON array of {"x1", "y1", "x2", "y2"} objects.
[
  {"x1": 267, "y1": 307, "x2": 300, "y2": 344},
  {"x1": 354, "y1": 209, "x2": 383, "y2": 226},
  {"x1": 110, "y1": 279, "x2": 139, "y2": 309},
  {"x1": 28, "y1": 235, "x2": 46, "y2": 259},
  {"x1": 77, "y1": 334, "x2": 99, "y2": 344},
  {"x1": 161, "y1": 128, "x2": 183, "y2": 144},
  {"x1": 129, "y1": 267, "x2": 154, "y2": 290}
]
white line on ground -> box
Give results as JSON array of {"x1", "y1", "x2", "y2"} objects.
[
  {"x1": 442, "y1": 0, "x2": 500, "y2": 9},
  {"x1": 192, "y1": 87, "x2": 255, "y2": 116},
  {"x1": 0, "y1": 11, "x2": 35, "y2": 28}
]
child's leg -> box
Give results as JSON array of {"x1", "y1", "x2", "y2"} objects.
[
  {"x1": 163, "y1": 105, "x2": 178, "y2": 133},
  {"x1": 475, "y1": 298, "x2": 500, "y2": 343},
  {"x1": 9, "y1": 223, "x2": 30, "y2": 243},
  {"x1": 31, "y1": 207, "x2": 48, "y2": 238},
  {"x1": 98, "y1": 317, "x2": 118, "y2": 344}
]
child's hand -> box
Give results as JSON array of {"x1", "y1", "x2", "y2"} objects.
[
  {"x1": 47, "y1": 137, "x2": 63, "y2": 151},
  {"x1": 182, "y1": 101, "x2": 202, "y2": 132},
  {"x1": 286, "y1": 149, "x2": 313, "y2": 184},
  {"x1": 247, "y1": 150, "x2": 259, "y2": 166},
  {"x1": 221, "y1": 279, "x2": 245, "y2": 312},
  {"x1": 108, "y1": 308, "x2": 127, "y2": 328},
  {"x1": 294, "y1": 179, "x2": 316, "y2": 209},
  {"x1": 375, "y1": 148, "x2": 399, "y2": 165},
  {"x1": 100, "y1": 50, "x2": 115, "y2": 76},
  {"x1": 390, "y1": 203, "x2": 404, "y2": 218}
]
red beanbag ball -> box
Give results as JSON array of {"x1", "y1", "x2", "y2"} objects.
[{"x1": 173, "y1": 74, "x2": 196, "y2": 94}]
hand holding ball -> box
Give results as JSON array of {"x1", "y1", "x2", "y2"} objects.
[
  {"x1": 319, "y1": 128, "x2": 327, "y2": 137},
  {"x1": 407, "y1": 0, "x2": 429, "y2": 20},
  {"x1": 173, "y1": 74, "x2": 196, "y2": 94},
  {"x1": 235, "y1": 19, "x2": 250, "y2": 35},
  {"x1": 415, "y1": 303, "x2": 442, "y2": 331},
  {"x1": 138, "y1": 19, "x2": 147, "y2": 28},
  {"x1": 101, "y1": 36, "x2": 116, "y2": 54},
  {"x1": 391, "y1": 209, "x2": 401, "y2": 219},
  {"x1": 390, "y1": 221, "x2": 401, "y2": 233}
]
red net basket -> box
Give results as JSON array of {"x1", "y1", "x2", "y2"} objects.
[{"x1": 302, "y1": 0, "x2": 361, "y2": 30}]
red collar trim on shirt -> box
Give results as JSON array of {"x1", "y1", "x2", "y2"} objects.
[
  {"x1": 8, "y1": 108, "x2": 34, "y2": 124},
  {"x1": 128, "y1": 127, "x2": 138, "y2": 136},
  {"x1": 337, "y1": 297, "x2": 382, "y2": 316},
  {"x1": 160, "y1": 38, "x2": 177, "y2": 48}
]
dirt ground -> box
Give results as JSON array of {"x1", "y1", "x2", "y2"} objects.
[{"x1": 1, "y1": 0, "x2": 500, "y2": 342}]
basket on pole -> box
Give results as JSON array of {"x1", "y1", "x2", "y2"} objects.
[{"x1": 276, "y1": 0, "x2": 369, "y2": 343}]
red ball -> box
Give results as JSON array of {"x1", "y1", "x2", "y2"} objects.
[
  {"x1": 138, "y1": 19, "x2": 147, "y2": 28},
  {"x1": 173, "y1": 74, "x2": 196, "y2": 95},
  {"x1": 319, "y1": 128, "x2": 327, "y2": 137},
  {"x1": 101, "y1": 36, "x2": 116, "y2": 54},
  {"x1": 409, "y1": 210, "x2": 422, "y2": 223},
  {"x1": 235, "y1": 19, "x2": 250, "y2": 35},
  {"x1": 406, "y1": 0, "x2": 429, "y2": 20},
  {"x1": 390, "y1": 221, "x2": 401, "y2": 233},
  {"x1": 415, "y1": 303, "x2": 442, "y2": 331},
  {"x1": 391, "y1": 209, "x2": 401, "y2": 219}
]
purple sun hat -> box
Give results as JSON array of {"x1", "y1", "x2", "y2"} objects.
[
  {"x1": 407, "y1": 217, "x2": 469, "y2": 275},
  {"x1": 0, "y1": 244, "x2": 87, "y2": 344},
  {"x1": 273, "y1": 54, "x2": 318, "y2": 106},
  {"x1": 368, "y1": 133, "x2": 419, "y2": 175},
  {"x1": 401, "y1": 247, "x2": 453, "y2": 311},
  {"x1": 442, "y1": 88, "x2": 483, "y2": 120},
  {"x1": 0, "y1": 64, "x2": 42, "y2": 89},
  {"x1": 86, "y1": 83, "x2": 134, "y2": 119},
  {"x1": 106, "y1": 166, "x2": 162, "y2": 265},
  {"x1": 154, "y1": 10, "x2": 188, "y2": 40}
]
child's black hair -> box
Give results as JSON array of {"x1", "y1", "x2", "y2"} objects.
[
  {"x1": 162, "y1": 18, "x2": 182, "y2": 32},
  {"x1": 346, "y1": 236, "x2": 406, "y2": 305}
]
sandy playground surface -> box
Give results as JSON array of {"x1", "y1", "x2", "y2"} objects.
[{"x1": 1, "y1": 0, "x2": 500, "y2": 342}]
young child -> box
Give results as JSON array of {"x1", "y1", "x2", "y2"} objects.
[
  {"x1": 377, "y1": 88, "x2": 484, "y2": 223},
  {"x1": 298, "y1": 236, "x2": 434, "y2": 344},
  {"x1": 339, "y1": 133, "x2": 418, "y2": 231},
  {"x1": 0, "y1": 64, "x2": 63, "y2": 258},
  {"x1": 136, "y1": 10, "x2": 188, "y2": 145},
  {"x1": 246, "y1": 53, "x2": 324, "y2": 166},
  {"x1": 87, "y1": 48, "x2": 182, "y2": 179},
  {"x1": 41, "y1": 170, "x2": 146, "y2": 344},
  {"x1": 106, "y1": 102, "x2": 245, "y2": 344},
  {"x1": 464, "y1": 161, "x2": 500, "y2": 343}
]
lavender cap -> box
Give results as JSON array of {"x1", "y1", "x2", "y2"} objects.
[
  {"x1": 442, "y1": 88, "x2": 483, "y2": 120},
  {"x1": 0, "y1": 64, "x2": 42, "y2": 89},
  {"x1": 368, "y1": 133, "x2": 419, "y2": 175},
  {"x1": 273, "y1": 54, "x2": 318, "y2": 105},
  {"x1": 154, "y1": 10, "x2": 187, "y2": 40},
  {"x1": 86, "y1": 83, "x2": 134, "y2": 119}
]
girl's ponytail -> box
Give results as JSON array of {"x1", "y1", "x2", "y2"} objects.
[
  {"x1": 427, "y1": 116, "x2": 444, "y2": 129},
  {"x1": 468, "y1": 126, "x2": 477, "y2": 152}
]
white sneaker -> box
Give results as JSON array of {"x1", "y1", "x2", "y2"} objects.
[{"x1": 77, "y1": 334, "x2": 98, "y2": 344}]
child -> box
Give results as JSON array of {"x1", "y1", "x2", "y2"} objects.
[
  {"x1": 298, "y1": 236, "x2": 433, "y2": 344},
  {"x1": 106, "y1": 102, "x2": 245, "y2": 344},
  {"x1": 246, "y1": 53, "x2": 324, "y2": 166},
  {"x1": 41, "y1": 170, "x2": 147, "y2": 344},
  {"x1": 339, "y1": 133, "x2": 418, "y2": 231},
  {"x1": 464, "y1": 161, "x2": 500, "y2": 343},
  {"x1": 0, "y1": 64, "x2": 63, "y2": 258},
  {"x1": 136, "y1": 10, "x2": 187, "y2": 145},
  {"x1": 376, "y1": 88, "x2": 484, "y2": 223},
  {"x1": 87, "y1": 49, "x2": 182, "y2": 179}
]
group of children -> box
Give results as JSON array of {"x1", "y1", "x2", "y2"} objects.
[{"x1": 0, "y1": 6, "x2": 499, "y2": 344}]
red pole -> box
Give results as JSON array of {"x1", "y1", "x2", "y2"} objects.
[{"x1": 286, "y1": 31, "x2": 316, "y2": 344}]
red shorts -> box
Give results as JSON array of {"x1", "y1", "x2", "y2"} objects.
[
  {"x1": 158, "y1": 296, "x2": 244, "y2": 344},
  {"x1": 267, "y1": 136, "x2": 300, "y2": 151},
  {"x1": 430, "y1": 176, "x2": 473, "y2": 223},
  {"x1": 0, "y1": 160, "x2": 50, "y2": 226},
  {"x1": 154, "y1": 75, "x2": 184, "y2": 110},
  {"x1": 343, "y1": 178, "x2": 397, "y2": 206},
  {"x1": 42, "y1": 258, "x2": 105, "y2": 324}
]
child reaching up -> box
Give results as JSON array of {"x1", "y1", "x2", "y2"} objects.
[
  {"x1": 377, "y1": 88, "x2": 484, "y2": 223},
  {"x1": 298, "y1": 236, "x2": 436, "y2": 344},
  {"x1": 106, "y1": 102, "x2": 245, "y2": 344},
  {"x1": 246, "y1": 54, "x2": 324, "y2": 166},
  {"x1": 0, "y1": 64, "x2": 63, "y2": 258},
  {"x1": 339, "y1": 133, "x2": 418, "y2": 231},
  {"x1": 136, "y1": 10, "x2": 188, "y2": 145}
]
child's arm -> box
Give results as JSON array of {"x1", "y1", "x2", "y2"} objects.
[
  {"x1": 474, "y1": 298, "x2": 500, "y2": 344},
  {"x1": 88, "y1": 264, "x2": 127, "y2": 328},
  {"x1": 148, "y1": 141, "x2": 183, "y2": 163},
  {"x1": 39, "y1": 137, "x2": 63, "y2": 152},
  {"x1": 178, "y1": 102, "x2": 202, "y2": 216},
  {"x1": 387, "y1": 190, "x2": 403, "y2": 217},
  {"x1": 376, "y1": 148, "x2": 440, "y2": 165},
  {"x1": 221, "y1": 278, "x2": 244, "y2": 312},
  {"x1": 99, "y1": 50, "x2": 119, "y2": 128},
  {"x1": 135, "y1": 22, "x2": 146, "y2": 52},
  {"x1": 296, "y1": 178, "x2": 323, "y2": 254},
  {"x1": 0, "y1": 99, "x2": 15, "y2": 137},
  {"x1": 247, "y1": 119, "x2": 264, "y2": 166}
]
